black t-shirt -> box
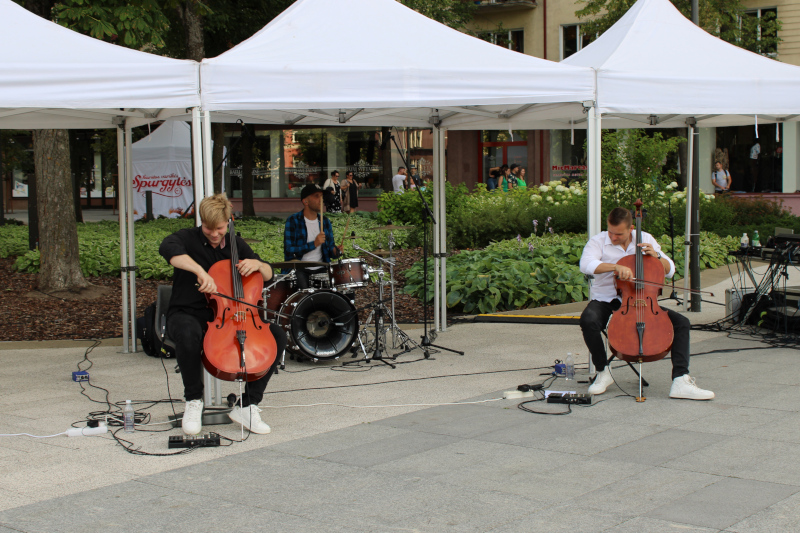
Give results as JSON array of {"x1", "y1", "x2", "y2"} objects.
[{"x1": 159, "y1": 226, "x2": 262, "y2": 321}]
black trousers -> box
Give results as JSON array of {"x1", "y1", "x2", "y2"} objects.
[
  {"x1": 579, "y1": 299, "x2": 690, "y2": 380},
  {"x1": 168, "y1": 311, "x2": 287, "y2": 407}
]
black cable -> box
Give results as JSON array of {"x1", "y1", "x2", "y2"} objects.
[{"x1": 263, "y1": 364, "x2": 559, "y2": 395}]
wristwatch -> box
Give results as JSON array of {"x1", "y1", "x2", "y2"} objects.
[{"x1": 656, "y1": 251, "x2": 662, "y2": 259}]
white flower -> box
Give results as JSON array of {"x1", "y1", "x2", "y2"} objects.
[
  {"x1": 573, "y1": 189, "x2": 583, "y2": 195},
  {"x1": 708, "y1": 194, "x2": 715, "y2": 200},
  {"x1": 658, "y1": 191, "x2": 665, "y2": 196},
  {"x1": 530, "y1": 195, "x2": 540, "y2": 202},
  {"x1": 546, "y1": 196, "x2": 554, "y2": 202},
  {"x1": 555, "y1": 185, "x2": 566, "y2": 192},
  {"x1": 554, "y1": 202, "x2": 560, "y2": 206},
  {"x1": 539, "y1": 185, "x2": 549, "y2": 193},
  {"x1": 668, "y1": 181, "x2": 678, "y2": 189}
]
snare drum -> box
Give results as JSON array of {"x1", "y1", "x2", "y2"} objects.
[{"x1": 330, "y1": 258, "x2": 369, "y2": 290}]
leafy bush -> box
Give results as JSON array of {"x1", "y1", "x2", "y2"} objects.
[{"x1": 403, "y1": 234, "x2": 590, "y2": 313}]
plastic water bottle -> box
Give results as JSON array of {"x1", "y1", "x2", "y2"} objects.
[
  {"x1": 752, "y1": 230, "x2": 761, "y2": 247},
  {"x1": 741, "y1": 233, "x2": 749, "y2": 250},
  {"x1": 565, "y1": 353, "x2": 575, "y2": 380},
  {"x1": 123, "y1": 400, "x2": 135, "y2": 433}
]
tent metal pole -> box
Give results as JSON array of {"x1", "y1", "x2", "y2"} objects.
[
  {"x1": 432, "y1": 125, "x2": 440, "y2": 332},
  {"x1": 202, "y1": 110, "x2": 214, "y2": 195},
  {"x1": 587, "y1": 105, "x2": 602, "y2": 237},
  {"x1": 125, "y1": 124, "x2": 137, "y2": 351},
  {"x1": 191, "y1": 107, "x2": 204, "y2": 225},
  {"x1": 438, "y1": 128, "x2": 447, "y2": 332},
  {"x1": 683, "y1": 120, "x2": 695, "y2": 309},
  {"x1": 116, "y1": 125, "x2": 130, "y2": 353}
]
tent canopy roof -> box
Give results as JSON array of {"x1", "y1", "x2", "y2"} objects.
[
  {"x1": 563, "y1": 0, "x2": 800, "y2": 119},
  {"x1": 132, "y1": 121, "x2": 191, "y2": 162},
  {"x1": 199, "y1": 0, "x2": 595, "y2": 129},
  {"x1": 0, "y1": 0, "x2": 199, "y2": 129}
]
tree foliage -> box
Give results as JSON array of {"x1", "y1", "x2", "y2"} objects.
[
  {"x1": 398, "y1": 0, "x2": 477, "y2": 31},
  {"x1": 54, "y1": 0, "x2": 172, "y2": 50},
  {"x1": 575, "y1": 0, "x2": 781, "y2": 56}
]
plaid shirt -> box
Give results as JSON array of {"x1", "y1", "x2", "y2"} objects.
[{"x1": 283, "y1": 211, "x2": 340, "y2": 262}]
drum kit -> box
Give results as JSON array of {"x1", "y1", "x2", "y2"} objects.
[{"x1": 260, "y1": 224, "x2": 423, "y2": 367}]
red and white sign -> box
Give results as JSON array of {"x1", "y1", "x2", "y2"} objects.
[{"x1": 132, "y1": 121, "x2": 194, "y2": 220}]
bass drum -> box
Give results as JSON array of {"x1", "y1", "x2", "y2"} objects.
[{"x1": 278, "y1": 289, "x2": 358, "y2": 360}]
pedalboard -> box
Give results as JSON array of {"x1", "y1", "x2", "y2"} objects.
[
  {"x1": 168, "y1": 433, "x2": 221, "y2": 448},
  {"x1": 547, "y1": 393, "x2": 591, "y2": 405}
]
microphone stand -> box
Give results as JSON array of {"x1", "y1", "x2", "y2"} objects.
[
  {"x1": 389, "y1": 132, "x2": 463, "y2": 358},
  {"x1": 665, "y1": 198, "x2": 683, "y2": 305}
]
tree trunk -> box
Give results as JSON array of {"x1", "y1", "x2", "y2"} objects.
[
  {"x1": 176, "y1": 1, "x2": 205, "y2": 62},
  {"x1": 241, "y1": 128, "x2": 255, "y2": 216},
  {"x1": 380, "y1": 127, "x2": 393, "y2": 191},
  {"x1": 212, "y1": 123, "x2": 225, "y2": 194},
  {"x1": 33, "y1": 130, "x2": 89, "y2": 293}
]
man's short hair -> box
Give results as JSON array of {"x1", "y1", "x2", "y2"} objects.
[
  {"x1": 607, "y1": 207, "x2": 633, "y2": 227},
  {"x1": 398, "y1": 166, "x2": 405, "y2": 172},
  {"x1": 199, "y1": 193, "x2": 232, "y2": 228}
]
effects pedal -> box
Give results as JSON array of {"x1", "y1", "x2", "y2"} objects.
[
  {"x1": 71, "y1": 371, "x2": 89, "y2": 382},
  {"x1": 547, "y1": 393, "x2": 591, "y2": 405},
  {"x1": 168, "y1": 433, "x2": 221, "y2": 448}
]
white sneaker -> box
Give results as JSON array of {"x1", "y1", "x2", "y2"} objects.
[
  {"x1": 588, "y1": 368, "x2": 614, "y2": 395},
  {"x1": 670, "y1": 375, "x2": 715, "y2": 400},
  {"x1": 182, "y1": 399, "x2": 203, "y2": 435},
  {"x1": 229, "y1": 404, "x2": 271, "y2": 434}
]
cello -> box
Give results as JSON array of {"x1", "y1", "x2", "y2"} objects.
[
  {"x1": 202, "y1": 218, "x2": 277, "y2": 382},
  {"x1": 606, "y1": 199, "x2": 673, "y2": 401}
]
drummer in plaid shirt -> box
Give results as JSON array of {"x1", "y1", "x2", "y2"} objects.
[{"x1": 284, "y1": 183, "x2": 343, "y2": 289}]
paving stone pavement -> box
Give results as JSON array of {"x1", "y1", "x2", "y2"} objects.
[{"x1": 1, "y1": 267, "x2": 799, "y2": 532}]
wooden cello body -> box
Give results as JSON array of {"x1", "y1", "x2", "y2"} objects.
[
  {"x1": 202, "y1": 219, "x2": 277, "y2": 382},
  {"x1": 607, "y1": 200, "x2": 673, "y2": 363}
]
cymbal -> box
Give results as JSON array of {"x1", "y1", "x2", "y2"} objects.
[
  {"x1": 369, "y1": 224, "x2": 414, "y2": 231},
  {"x1": 271, "y1": 260, "x2": 329, "y2": 270}
]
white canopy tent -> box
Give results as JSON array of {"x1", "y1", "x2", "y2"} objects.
[
  {"x1": 196, "y1": 0, "x2": 597, "y2": 332},
  {"x1": 131, "y1": 121, "x2": 195, "y2": 220},
  {"x1": 557, "y1": 0, "x2": 800, "y2": 312},
  {"x1": 561, "y1": 0, "x2": 800, "y2": 235},
  {"x1": 0, "y1": 0, "x2": 202, "y2": 351}
]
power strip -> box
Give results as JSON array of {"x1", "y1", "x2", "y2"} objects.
[
  {"x1": 168, "y1": 433, "x2": 221, "y2": 448},
  {"x1": 504, "y1": 390, "x2": 535, "y2": 399},
  {"x1": 546, "y1": 393, "x2": 592, "y2": 405}
]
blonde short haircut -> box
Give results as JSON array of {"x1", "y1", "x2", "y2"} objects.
[{"x1": 199, "y1": 193, "x2": 232, "y2": 228}]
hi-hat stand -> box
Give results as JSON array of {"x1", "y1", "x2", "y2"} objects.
[{"x1": 352, "y1": 243, "x2": 424, "y2": 365}]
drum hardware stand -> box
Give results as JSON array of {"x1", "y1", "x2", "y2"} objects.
[
  {"x1": 367, "y1": 271, "x2": 396, "y2": 368},
  {"x1": 353, "y1": 243, "x2": 425, "y2": 362},
  {"x1": 387, "y1": 130, "x2": 463, "y2": 359}
]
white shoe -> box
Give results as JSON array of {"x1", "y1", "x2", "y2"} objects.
[
  {"x1": 182, "y1": 399, "x2": 203, "y2": 436},
  {"x1": 670, "y1": 375, "x2": 715, "y2": 400},
  {"x1": 229, "y1": 404, "x2": 271, "y2": 434},
  {"x1": 588, "y1": 368, "x2": 614, "y2": 395}
]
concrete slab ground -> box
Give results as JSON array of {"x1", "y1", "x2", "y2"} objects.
[{"x1": 1, "y1": 263, "x2": 799, "y2": 532}]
